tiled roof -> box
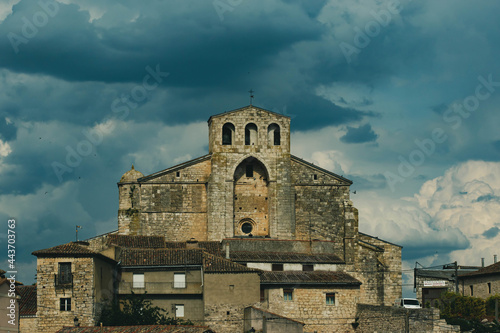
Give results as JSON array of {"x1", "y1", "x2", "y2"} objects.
[
  {"x1": 32, "y1": 242, "x2": 117, "y2": 263},
  {"x1": 120, "y1": 249, "x2": 204, "y2": 266},
  {"x1": 165, "y1": 242, "x2": 187, "y2": 249},
  {"x1": 203, "y1": 253, "x2": 260, "y2": 274},
  {"x1": 198, "y1": 242, "x2": 223, "y2": 256},
  {"x1": 460, "y1": 261, "x2": 500, "y2": 278},
  {"x1": 108, "y1": 235, "x2": 165, "y2": 248},
  {"x1": 32, "y1": 243, "x2": 98, "y2": 256},
  {"x1": 120, "y1": 248, "x2": 259, "y2": 274},
  {"x1": 16, "y1": 285, "x2": 37, "y2": 316},
  {"x1": 260, "y1": 271, "x2": 361, "y2": 285},
  {"x1": 55, "y1": 325, "x2": 214, "y2": 333},
  {"x1": 229, "y1": 251, "x2": 343, "y2": 264},
  {"x1": 163, "y1": 241, "x2": 223, "y2": 256}
]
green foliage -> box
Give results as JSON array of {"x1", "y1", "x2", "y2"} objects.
[
  {"x1": 98, "y1": 292, "x2": 193, "y2": 326},
  {"x1": 425, "y1": 301, "x2": 431, "y2": 309},
  {"x1": 439, "y1": 292, "x2": 485, "y2": 321},
  {"x1": 485, "y1": 295, "x2": 500, "y2": 316}
]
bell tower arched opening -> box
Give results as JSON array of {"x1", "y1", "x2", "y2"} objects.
[{"x1": 233, "y1": 157, "x2": 269, "y2": 237}]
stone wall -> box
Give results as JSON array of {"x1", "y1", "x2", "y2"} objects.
[
  {"x1": 203, "y1": 273, "x2": 261, "y2": 333},
  {"x1": 355, "y1": 234, "x2": 402, "y2": 306},
  {"x1": 207, "y1": 106, "x2": 294, "y2": 241},
  {"x1": 36, "y1": 256, "x2": 116, "y2": 333},
  {"x1": 244, "y1": 307, "x2": 304, "y2": 333},
  {"x1": 461, "y1": 274, "x2": 500, "y2": 299},
  {"x1": 19, "y1": 316, "x2": 37, "y2": 333},
  {"x1": 37, "y1": 257, "x2": 96, "y2": 333},
  {"x1": 261, "y1": 286, "x2": 360, "y2": 333},
  {"x1": 356, "y1": 304, "x2": 459, "y2": 333}
]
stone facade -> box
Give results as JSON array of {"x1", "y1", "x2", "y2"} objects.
[
  {"x1": 203, "y1": 273, "x2": 261, "y2": 333},
  {"x1": 34, "y1": 253, "x2": 116, "y2": 333},
  {"x1": 356, "y1": 304, "x2": 459, "y2": 333},
  {"x1": 261, "y1": 286, "x2": 360, "y2": 333},
  {"x1": 32, "y1": 105, "x2": 403, "y2": 332},
  {"x1": 459, "y1": 263, "x2": 500, "y2": 299}
]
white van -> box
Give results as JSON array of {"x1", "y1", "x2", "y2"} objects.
[{"x1": 394, "y1": 298, "x2": 421, "y2": 309}]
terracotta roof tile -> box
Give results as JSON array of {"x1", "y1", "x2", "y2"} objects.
[
  {"x1": 120, "y1": 249, "x2": 204, "y2": 266},
  {"x1": 198, "y1": 242, "x2": 223, "y2": 256},
  {"x1": 32, "y1": 243, "x2": 117, "y2": 264},
  {"x1": 460, "y1": 261, "x2": 500, "y2": 278},
  {"x1": 108, "y1": 235, "x2": 165, "y2": 248},
  {"x1": 260, "y1": 271, "x2": 361, "y2": 285},
  {"x1": 32, "y1": 243, "x2": 98, "y2": 256},
  {"x1": 55, "y1": 325, "x2": 214, "y2": 333},
  {"x1": 203, "y1": 253, "x2": 260, "y2": 274},
  {"x1": 230, "y1": 251, "x2": 343, "y2": 264},
  {"x1": 16, "y1": 285, "x2": 37, "y2": 316}
]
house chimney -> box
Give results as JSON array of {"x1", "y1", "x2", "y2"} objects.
[
  {"x1": 481, "y1": 258, "x2": 485, "y2": 267},
  {"x1": 494, "y1": 255, "x2": 497, "y2": 264},
  {"x1": 226, "y1": 244, "x2": 230, "y2": 259}
]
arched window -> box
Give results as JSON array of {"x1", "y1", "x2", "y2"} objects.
[
  {"x1": 245, "y1": 123, "x2": 258, "y2": 145},
  {"x1": 222, "y1": 123, "x2": 235, "y2": 145},
  {"x1": 268, "y1": 123, "x2": 280, "y2": 146}
]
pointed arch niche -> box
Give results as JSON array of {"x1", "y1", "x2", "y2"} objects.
[{"x1": 233, "y1": 157, "x2": 269, "y2": 237}]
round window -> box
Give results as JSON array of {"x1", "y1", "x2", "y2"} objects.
[{"x1": 241, "y1": 222, "x2": 253, "y2": 234}]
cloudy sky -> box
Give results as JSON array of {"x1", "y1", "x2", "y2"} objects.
[{"x1": 1, "y1": 0, "x2": 499, "y2": 295}]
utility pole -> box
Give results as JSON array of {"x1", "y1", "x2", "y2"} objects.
[{"x1": 454, "y1": 261, "x2": 459, "y2": 293}]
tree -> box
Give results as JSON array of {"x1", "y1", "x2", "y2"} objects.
[{"x1": 98, "y1": 292, "x2": 193, "y2": 326}]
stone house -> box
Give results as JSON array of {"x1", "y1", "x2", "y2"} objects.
[
  {"x1": 414, "y1": 265, "x2": 480, "y2": 307},
  {"x1": 459, "y1": 260, "x2": 500, "y2": 298},
  {"x1": 31, "y1": 105, "x2": 403, "y2": 332}
]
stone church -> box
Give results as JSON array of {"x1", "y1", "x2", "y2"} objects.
[{"x1": 31, "y1": 105, "x2": 402, "y2": 333}]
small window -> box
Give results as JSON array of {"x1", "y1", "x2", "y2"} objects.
[
  {"x1": 222, "y1": 123, "x2": 235, "y2": 145},
  {"x1": 470, "y1": 285, "x2": 473, "y2": 296},
  {"x1": 260, "y1": 288, "x2": 265, "y2": 302},
  {"x1": 283, "y1": 289, "x2": 293, "y2": 301},
  {"x1": 175, "y1": 304, "x2": 184, "y2": 317},
  {"x1": 272, "y1": 264, "x2": 283, "y2": 271},
  {"x1": 58, "y1": 262, "x2": 72, "y2": 284},
  {"x1": 245, "y1": 123, "x2": 258, "y2": 145},
  {"x1": 174, "y1": 273, "x2": 186, "y2": 288},
  {"x1": 246, "y1": 164, "x2": 253, "y2": 177},
  {"x1": 60, "y1": 298, "x2": 71, "y2": 311},
  {"x1": 302, "y1": 264, "x2": 314, "y2": 271},
  {"x1": 268, "y1": 123, "x2": 281, "y2": 146},
  {"x1": 133, "y1": 273, "x2": 144, "y2": 288},
  {"x1": 176, "y1": 171, "x2": 180, "y2": 177},
  {"x1": 313, "y1": 174, "x2": 318, "y2": 180},
  {"x1": 326, "y1": 293, "x2": 335, "y2": 305},
  {"x1": 488, "y1": 283, "x2": 491, "y2": 294}
]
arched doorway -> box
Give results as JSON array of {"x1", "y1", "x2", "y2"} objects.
[{"x1": 233, "y1": 157, "x2": 269, "y2": 236}]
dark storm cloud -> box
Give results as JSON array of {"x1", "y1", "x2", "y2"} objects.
[
  {"x1": 482, "y1": 227, "x2": 499, "y2": 239},
  {"x1": 285, "y1": 94, "x2": 378, "y2": 130},
  {"x1": 340, "y1": 123, "x2": 378, "y2": 144},
  {"x1": 0, "y1": 0, "x2": 322, "y2": 85}
]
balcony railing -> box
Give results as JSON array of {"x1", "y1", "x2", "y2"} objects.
[
  {"x1": 118, "y1": 281, "x2": 202, "y2": 294},
  {"x1": 55, "y1": 274, "x2": 73, "y2": 288}
]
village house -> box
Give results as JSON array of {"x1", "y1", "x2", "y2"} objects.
[
  {"x1": 459, "y1": 257, "x2": 500, "y2": 298},
  {"x1": 31, "y1": 105, "x2": 405, "y2": 332}
]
